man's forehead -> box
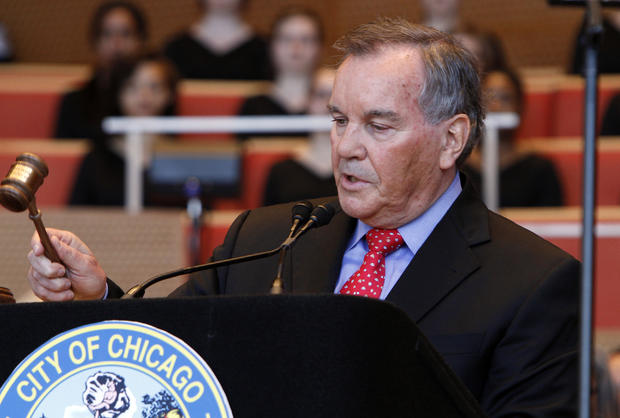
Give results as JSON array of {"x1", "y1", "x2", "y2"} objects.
[
  {"x1": 338, "y1": 45, "x2": 423, "y2": 73},
  {"x1": 330, "y1": 46, "x2": 424, "y2": 115}
]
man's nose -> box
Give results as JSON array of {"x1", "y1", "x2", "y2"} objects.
[{"x1": 334, "y1": 123, "x2": 366, "y2": 160}]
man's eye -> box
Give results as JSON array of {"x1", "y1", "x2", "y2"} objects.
[
  {"x1": 332, "y1": 118, "x2": 347, "y2": 126},
  {"x1": 371, "y1": 123, "x2": 389, "y2": 132}
]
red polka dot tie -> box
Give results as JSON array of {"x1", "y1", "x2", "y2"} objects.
[{"x1": 339, "y1": 228, "x2": 404, "y2": 298}]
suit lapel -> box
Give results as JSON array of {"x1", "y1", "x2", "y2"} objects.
[
  {"x1": 386, "y1": 179, "x2": 490, "y2": 323},
  {"x1": 287, "y1": 210, "x2": 356, "y2": 294}
]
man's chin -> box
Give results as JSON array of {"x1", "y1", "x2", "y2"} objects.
[{"x1": 337, "y1": 193, "x2": 375, "y2": 221}]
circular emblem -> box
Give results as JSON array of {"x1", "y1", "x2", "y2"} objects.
[{"x1": 0, "y1": 320, "x2": 233, "y2": 417}]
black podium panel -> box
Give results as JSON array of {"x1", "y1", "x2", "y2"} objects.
[{"x1": 0, "y1": 295, "x2": 485, "y2": 417}]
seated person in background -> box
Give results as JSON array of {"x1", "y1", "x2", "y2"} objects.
[
  {"x1": 463, "y1": 68, "x2": 564, "y2": 207},
  {"x1": 610, "y1": 347, "x2": 620, "y2": 405},
  {"x1": 0, "y1": 22, "x2": 14, "y2": 62},
  {"x1": 593, "y1": 348, "x2": 620, "y2": 418},
  {"x1": 601, "y1": 93, "x2": 620, "y2": 136},
  {"x1": 420, "y1": 0, "x2": 463, "y2": 33},
  {"x1": 571, "y1": 10, "x2": 620, "y2": 74},
  {"x1": 237, "y1": 7, "x2": 323, "y2": 139},
  {"x1": 163, "y1": 0, "x2": 270, "y2": 80},
  {"x1": 263, "y1": 68, "x2": 337, "y2": 206},
  {"x1": 55, "y1": 1, "x2": 147, "y2": 141},
  {"x1": 453, "y1": 28, "x2": 508, "y2": 75},
  {"x1": 70, "y1": 54, "x2": 178, "y2": 206}
]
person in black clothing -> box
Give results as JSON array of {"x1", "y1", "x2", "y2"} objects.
[
  {"x1": 463, "y1": 69, "x2": 563, "y2": 207},
  {"x1": 263, "y1": 68, "x2": 336, "y2": 206},
  {"x1": 601, "y1": 93, "x2": 620, "y2": 136},
  {"x1": 237, "y1": 7, "x2": 323, "y2": 139},
  {"x1": 571, "y1": 10, "x2": 620, "y2": 74},
  {"x1": 454, "y1": 28, "x2": 508, "y2": 75},
  {"x1": 162, "y1": 0, "x2": 270, "y2": 80},
  {"x1": 70, "y1": 55, "x2": 178, "y2": 206},
  {"x1": 54, "y1": 1, "x2": 148, "y2": 141}
]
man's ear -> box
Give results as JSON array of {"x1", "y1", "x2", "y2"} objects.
[{"x1": 439, "y1": 114, "x2": 470, "y2": 170}]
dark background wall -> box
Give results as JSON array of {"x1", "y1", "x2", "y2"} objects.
[{"x1": 1, "y1": 0, "x2": 584, "y2": 68}]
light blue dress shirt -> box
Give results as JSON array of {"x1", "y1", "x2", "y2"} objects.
[{"x1": 334, "y1": 173, "x2": 462, "y2": 300}]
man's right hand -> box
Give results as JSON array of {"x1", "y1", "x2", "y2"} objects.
[{"x1": 27, "y1": 228, "x2": 107, "y2": 301}]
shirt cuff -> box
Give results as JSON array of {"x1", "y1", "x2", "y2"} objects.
[{"x1": 102, "y1": 282, "x2": 109, "y2": 300}]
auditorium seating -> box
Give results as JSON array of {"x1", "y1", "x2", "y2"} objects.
[
  {"x1": 518, "y1": 73, "x2": 620, "y2": 139},
  {"x1": 2, "y1": 64, "x2": 620, "y2": 140},
  {"x1": 502, "y1": 207, "x2": 620, "y2": 329},
  {"x1": 0, "y1": 208, "x2": 191, "y2": 301},
  {"x1": 0, "y1": 139, "x2": 88, "y2": 206},
  {"x1": 3, "y1": 137, "x2": 620, "y2": 209},
  {"x1": 519, "y1": 137, "x2": 620, "y2": 206},
  {"x1": 0, "y1": 138, "x2": 306, "y2": 209},
  {"x1": 0, "y1": 64, "x2": 268, "y2": 139}
]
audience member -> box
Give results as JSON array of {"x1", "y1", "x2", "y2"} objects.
[
  {"x1": 463, "y1": 69, "x2": 564, "y2": 207},
  {"x1": 263, "y1": 68, "x2": 337, "y2": 206},
  {"x1": 610, "y1": 347, "x2": 620, "y2": 406},
  {"x1": 601, "y1": 93, "x2": 620, "y2": 136},
  {"x1": 593, "y1": 348, "x2": 620, "y2": 418},
  {"x1": 571, "y1": 10, "x2": 620, "y2": 74},
  {"x1": 0, "y1": 22, "x2": 14, "y2": 62},
  {"x1": 237, "y1": 7, "x2": 323, "y2": 139},
  {"x1": 163, "y1": 0, "x2": 270, "y2": 80},
  {"x1": 421, "y1": 0, "x2": 463, "y2": 33},
  {"x1": 54, "y1": 1, "x2": 148, "y2": 141},
  {"x1": 70, "y1": 54, "x2": 178, "y2": 206},
  {"x1": 454, "y1": 29, "x2": 508, "y2": 75}
]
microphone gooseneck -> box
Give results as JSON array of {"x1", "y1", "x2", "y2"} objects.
[
  {"x1": 123, "y1": 200, "x2": 338, "y2": 299},
  {"x1": 270, "y1": 199, "x2": 340, "y2": 294}
]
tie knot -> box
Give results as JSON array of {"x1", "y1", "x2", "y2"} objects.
[{"x1": 366, "y1": 228, "x2": 403, "y2": 255}]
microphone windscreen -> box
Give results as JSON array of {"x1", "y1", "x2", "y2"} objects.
[
  {"x1": 310, "y1": 199, "x2": 340, "y2": 227},
  {"x1": 291, "y1": 201, "x2": 313, "y2": 222}
]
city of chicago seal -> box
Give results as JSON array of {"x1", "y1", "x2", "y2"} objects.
[{"x1": 0, "y1": 320, "x2": 233, "y2": 417}]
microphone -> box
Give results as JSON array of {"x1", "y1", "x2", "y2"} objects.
[
  {"x1": 270, "y1": 200, "x2": 340, "y2": 294},
  {"x1": 287, "y1": 200, "x2": 313, "y2": 239},
  {"x1": 122, "y1": 199, "x2": 338, "y2": 299},
  {"x1": 184, "y1": 177, "x2": 203, "y2": 265}
]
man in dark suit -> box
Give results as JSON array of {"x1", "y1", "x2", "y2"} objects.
[{"x1": 27, "y1": 18, "x2": 578, "y2": 416}]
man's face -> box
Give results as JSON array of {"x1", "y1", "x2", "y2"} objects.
[{"x1": 329, "y1": 46, "x2": 454, "y2": 228}]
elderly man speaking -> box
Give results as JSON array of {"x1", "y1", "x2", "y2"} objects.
[{"x1": 27, "y1": 18, "x2": 578, "y2": 417}]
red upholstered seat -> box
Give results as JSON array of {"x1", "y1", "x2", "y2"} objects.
[{"x1": 521, "y1": 138, "x2": 620, "y2": 206}]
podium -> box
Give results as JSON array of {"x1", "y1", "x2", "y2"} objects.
[{"x1": 0, "y1": 295, "x2": 485, "y2": 417}]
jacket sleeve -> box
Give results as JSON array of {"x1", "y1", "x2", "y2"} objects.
[{"x1": 480, "y1": 257, "x2": 580, "y2": 417}]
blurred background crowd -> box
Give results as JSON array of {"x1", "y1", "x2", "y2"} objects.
[
  {"x1": 2, "y1": 1, "x2": 620, "y2": 413},
  {"x1": 4, "y1": 0, "x2": 620, "y2": 209}
]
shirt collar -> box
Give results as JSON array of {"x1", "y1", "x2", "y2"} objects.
[{"x1": 346, "y1": 172, "x2": 462, "y2": 253}]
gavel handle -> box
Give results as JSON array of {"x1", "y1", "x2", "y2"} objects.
[{"x1": 27, "y1": 202, "x2": 63, "y2": 265}]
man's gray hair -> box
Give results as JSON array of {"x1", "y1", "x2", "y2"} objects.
[{"x1": 333, "y1": 17, "x2": 484, "y2": 166}]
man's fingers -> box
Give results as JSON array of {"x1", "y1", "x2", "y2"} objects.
[
  {"x1": 32, "y1": 242, "x2": 44, "y2": 256},
  {"x1": 51, "y1": 236, "x2": 84, "y2": 271},
  {"x1": 31, "y1": 270, "x2": 71, "y2": 292},
  {"x1": 27, "y1": 249, "x2": 65, "y2": 278},
  {"x1": 28, "y1": 267, "x2": 74, "y2": 302}
]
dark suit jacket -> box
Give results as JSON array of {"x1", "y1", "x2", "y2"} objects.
[{"x1": 110, "y1": 179, "x2": 579, "y2": 417}]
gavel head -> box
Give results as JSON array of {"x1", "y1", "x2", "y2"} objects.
[{"x1": 0, "y1": 153, "x2": 49, "y2": 212}]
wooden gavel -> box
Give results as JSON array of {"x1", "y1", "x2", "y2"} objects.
[{"x1": 0, "y1": 153, "x2": 63, "y2": 264}]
